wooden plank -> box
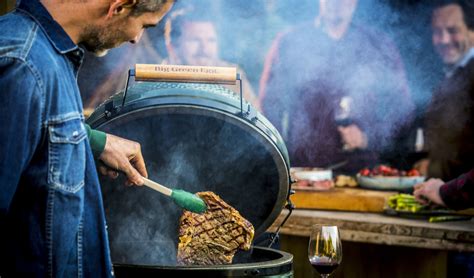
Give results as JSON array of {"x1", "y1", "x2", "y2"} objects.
[
  {"x1": 291, "y1": 187, "x2": 397, "y2": 212},
  {"x1": 269, "y1": 210, "x2": 474, "y2": 252}
]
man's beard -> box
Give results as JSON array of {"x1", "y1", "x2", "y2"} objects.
[{"x1": 81, "y1": 24, "x2": 128, "y2": 57}]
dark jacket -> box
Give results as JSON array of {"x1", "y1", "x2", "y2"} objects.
[{"x1": 425, "y1": 58, "x2": 474, "y2": 181}]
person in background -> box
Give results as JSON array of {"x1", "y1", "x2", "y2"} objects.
[
  {"x1": 163, "y1": 5, "x2": 261, "y2": 110},
  {"x1": 414, "y1": 0, "x2": 474, "y2": 181},
  {"x1": 414, "y1": 168, "x2": 474, "y2": 210},
  {"x1": 259, "y1": 0, "x2": 414, "y2": 173},
  {"x1": 0, "y1": 0, "x2": 174, "y2": 276}
]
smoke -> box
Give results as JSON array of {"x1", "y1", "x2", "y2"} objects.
[
  {"x1": 95, "y1": 83, "x2": 286, "y2": 266},
  {"x1": 202, "y1": 0, "x2": 443, "y2": 170},
  {"x1": 80, "y1": 0, "x2": 450, "y2": 266}
]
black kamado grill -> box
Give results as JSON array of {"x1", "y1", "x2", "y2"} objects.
[{"x1": 87, "y1": 64, "x2": 295, "y2": 277}]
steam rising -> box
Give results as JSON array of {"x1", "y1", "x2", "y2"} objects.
[
  {"x1": 97, "y1": 84, "x2": 285, "y2": 265},
  {"x1": 80, "y1": 0, "x2": 446, "y2": 266}
]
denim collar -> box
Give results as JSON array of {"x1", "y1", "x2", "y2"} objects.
[{"x1": 17, "y1": 0, "x2": 79, "y2": 55}]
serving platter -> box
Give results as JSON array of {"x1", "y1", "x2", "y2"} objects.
[
  {"x1": 357, "y1": 175, "x2": 425, "y2": 191},
  {"x1": 383, "y1": 207, "x2": 472, "y2": 222}
]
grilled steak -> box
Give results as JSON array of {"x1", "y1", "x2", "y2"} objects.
[{"x1": 177, "y1": 191, "x2": 254, "y2": 265}]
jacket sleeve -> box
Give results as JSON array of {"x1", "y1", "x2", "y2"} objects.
[
  {"x1": 0, "y1": 57, "x2": 43, "y2": 213},
  {"x1": 439, "y1": 168, "x2": 474, "y2": 210},
  {"x1": 84, "y1": 124, "x2": 106, "y2": 158}
]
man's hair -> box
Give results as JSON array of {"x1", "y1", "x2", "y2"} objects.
[
  {"x1": 130, "y1": 0, "x2": 175, "y2": 17},
  {"x1": 433, "y1": 0, "x2": 474, "y2": 30}
]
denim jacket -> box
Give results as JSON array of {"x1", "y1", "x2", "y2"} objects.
[{"x1": 0, "y1": 1, "x2": 113, "y2": 277}]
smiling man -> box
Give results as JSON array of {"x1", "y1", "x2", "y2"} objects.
[
  {"x1": 0, "y1": 0, "x2": 173, "y2": 276},
  {"x1": 432, "y1": 1, "x2": 474, "y2": 73},
  {"x1": 416, "y1": 0, "x2": 474, "y2": 182}
]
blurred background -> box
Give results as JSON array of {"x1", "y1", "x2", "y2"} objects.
[{"x1": 0, "y1": 0, "x2": 443, "y2": 116}]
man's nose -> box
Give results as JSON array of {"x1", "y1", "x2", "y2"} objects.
[
  {"x1": 130, "y1": 30, "x2": 144, "y2": 44},
  {"x1": 439, "y1": 30, "x2": 452, "y2": 44}
]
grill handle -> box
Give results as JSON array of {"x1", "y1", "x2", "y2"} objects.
[
  {"x1": 134, "y1": 64, "x2": 238, "y2": 85},
  {"x1": 120, "y1": 64, "x2": 244, "y2": 116}
]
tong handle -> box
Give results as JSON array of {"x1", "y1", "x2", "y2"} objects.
[
  {"x1": 134, "y1": 64, "x2": 237, "y2": 85},
  {"x1": 142, "y1": 177, "x2": 172, "y2": 196}
]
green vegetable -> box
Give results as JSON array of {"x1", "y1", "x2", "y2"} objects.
[
  {"x1": 428, "y1": 216, "x2": 472, "y2": 223},
  {"x1": 388, "y1": 193, "x2": 426, "y2": 212}
]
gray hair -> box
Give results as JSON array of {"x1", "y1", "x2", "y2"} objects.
[{"x1": 130, "y1": 0, "x2": 175, "y2": 17}]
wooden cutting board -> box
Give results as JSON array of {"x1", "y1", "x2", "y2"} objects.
[{"x1": 290, "y1": 187, "x2": 397, "y2": 212}]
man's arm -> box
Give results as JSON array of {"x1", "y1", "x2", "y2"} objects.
[
  {"x1": 414, "y1": 169, "x2": 474, "y2": 210},
  {"x1": 439, "y1": 169, "x2": 474, "y2": 210},
  {"x1": 259, "y1": 32, "x2": 289, "y2": 135},
  {"x1": 0, "y1": 57, "x2": 43, "y2": 212},
  {"x1": 83, "y1": 124, "x2": 147, "y2": 186}
]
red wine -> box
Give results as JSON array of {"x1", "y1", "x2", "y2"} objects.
[{"x1": 311, "y1": 262, "x2": 339, "y2": 275}]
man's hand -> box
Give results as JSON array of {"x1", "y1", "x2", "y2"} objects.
[
  {"x1": 337, "y1": 124, "x2": 368, "y2": 151},
  {"x1": 98, "y1": 133, "x2": 147, "y2": 186},
  {"x1": 413, "y1": 178, "x2": 446, "y2": 206}
]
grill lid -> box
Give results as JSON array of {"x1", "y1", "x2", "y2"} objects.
[{"x1": 87, "y1": 82, "x2": 291, "y2": 265}]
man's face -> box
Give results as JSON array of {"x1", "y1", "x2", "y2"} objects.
[
  {"x1": 174, "y1": 21, "x2": 219, "y2": 66},
  {"x1": 432, "y1": 4, "x2": 473, "y2": 66},
  {"x1": 319, "y1": 0, "x2": 358, "y2": 28},
  {"x1": 82, "y1": 1, "x2": 173, "y2": 57}
]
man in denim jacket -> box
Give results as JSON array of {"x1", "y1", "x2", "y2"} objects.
[{"x1": 0, "y1": 0, "x2": 174, "y2": 276}]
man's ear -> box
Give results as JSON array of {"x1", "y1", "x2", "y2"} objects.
[{"x1": 106, "y1": 0, "x2": 138, "y2": 19}]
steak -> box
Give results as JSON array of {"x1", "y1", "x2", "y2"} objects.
[{"x1": 177, "y1": 191, "x2": 255, "y2": 265}]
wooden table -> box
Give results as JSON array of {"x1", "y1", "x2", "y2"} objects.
[
  {"x1": 268, "y1": 209, "x2": 474, "y2": 278},
  {"x1": 270, "y1": 209, "x2": 474, "y2": 252}
]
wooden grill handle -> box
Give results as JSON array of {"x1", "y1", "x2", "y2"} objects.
[{"x1": 134, "y1": 64, "x2": 238, "y2": 85}]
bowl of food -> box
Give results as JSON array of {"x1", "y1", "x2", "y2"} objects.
[{"x1": 356, "y1": 165, "x2": 425, "y2": 191}]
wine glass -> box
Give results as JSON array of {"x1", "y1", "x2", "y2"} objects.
[
  {"x1": 334, "y1": 96, "x2": 353, "y2": 127},
  {"x1": 334, "y1": 96, "x2": 354, "y2": 151},
  {"x1": 308, "y1": 225, "x2": 342, "y2": 277}
]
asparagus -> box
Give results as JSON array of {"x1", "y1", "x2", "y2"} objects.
[
  {"x1": 388, "y1": 194, "x2": 425, "y2": 212},
  {"x1": 428, "y1": 216, "x2": 472, "y2": 223}
]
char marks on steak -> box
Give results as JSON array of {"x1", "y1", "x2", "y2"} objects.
[{"x1": 177, "y1": 191, "x2": 255, "y2": 265}]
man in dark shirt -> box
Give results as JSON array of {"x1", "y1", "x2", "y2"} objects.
[
  {"x1": 0, "y1": 0, "x2": 174, "y2": 276},
  {"x1": 259, "y1": 0, "x2": 413, "y2": 173},
  {"x1": 415, "y1": 0, "x2": 474, "y2": 181},
  {"x1": 414, "y1": 3, "x2": 474, "y2": 275}
]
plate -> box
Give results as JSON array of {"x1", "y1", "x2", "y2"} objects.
[
  {"x1": 357, "y1": 175, "x2": 425, "y2": 191},
  {"x1": 291, "y1": 167, "x2": 332, "y2": 181},
  {"x1": 383, "y1": 207, "x2": 466, "y2": 220}
]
